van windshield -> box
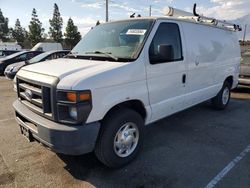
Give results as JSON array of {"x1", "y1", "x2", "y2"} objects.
[{"x1": 70, "y1": 19, "x2": 153, "y2": 62}]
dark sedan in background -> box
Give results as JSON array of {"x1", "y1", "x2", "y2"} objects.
[
  {"x1": 0, "y1": 50, "x2": 43, "y2": 75},
  {"x1": 4, "y1": 50, "x2": 69, "y2": 79},
  {"x1": 0, "y1": 50, "x2": 20, "y2": 58},
  {"x1": 239, "y1": 52, "x2": 250, "y2": 86}
]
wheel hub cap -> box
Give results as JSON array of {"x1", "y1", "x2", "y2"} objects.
[
  {"x1": 114, "y1": 122, "x2": 139, "y2": 158},
  {"x1": 222, "y1": 87, "x2": 230, "y2": 105}
]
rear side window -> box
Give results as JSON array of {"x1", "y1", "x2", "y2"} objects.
[
  {"x1": 149, "y1": 23, "x2": 183, "y2": 64},
  {"x1": 27, "y1": 52, "x2": 35, "y2": 59},
  {"x1": 45, "y1": 54, "x2": 53, "y2": 60},
  {"x1": 17, "y1": 53, "x2": 27, "y2": 61},
  {"x1": 56, "y1": 52, "x2": 66, "y2": 58}
]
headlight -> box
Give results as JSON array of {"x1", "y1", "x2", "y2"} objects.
[
  {"x1": 57, "y1": 90, "x2": 92, "y2": 124},
  {"x1": 8, "y1": 67, "x2": 14, "y2": 72},
  {"x1": 7, "y1": 66, "x2": 19, "y2": 73},
  {"x1": 12, "y1": 66, "x2": 19, "y2": 72},
  {"x1": 69, "y1": 106, "x2": 77, "y2": 120}
]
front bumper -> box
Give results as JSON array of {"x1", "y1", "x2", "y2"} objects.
[
  {"x1": 239, "y1": 77, "x2": 250, "y2": 86},
  {"x1": 13, "y1": 100, "x2": 100, "y2": 155}
]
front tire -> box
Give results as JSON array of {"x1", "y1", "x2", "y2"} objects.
[
  {"x1": 95, "y1": 108, "x2": 144, "y2": 168},
  {"x1": 211, "y1": 81, "x2": 231, "y2": 110}
]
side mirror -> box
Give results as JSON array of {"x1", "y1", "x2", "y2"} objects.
[{"x1": 150, "y1": 44, "x2": 174, "y2": 64}]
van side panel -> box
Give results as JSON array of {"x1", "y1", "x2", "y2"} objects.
[{"x1": 181, "y1": 22, "x2": 240, "y2": 106}]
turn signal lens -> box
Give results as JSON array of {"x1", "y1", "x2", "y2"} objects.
[
  {"x1": 66, "y1": 92, "x2": 77, "y2": 102},
  {"x1": 66, "y1": 92, "x2": 91, "y2": 102},
  {"x1": 79, "y1": 92, "x2": 91, "y2": 101}
]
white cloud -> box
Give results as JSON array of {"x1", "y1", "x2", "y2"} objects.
[
  {"x1": 187, "y1": 0, "x2": 250, "y2": 20},
  {"x1": 21, "y1": 15, "x2": 100, "y2": 36},
  {"x1": 110, "y1": 3, "x2": 138, "y2": 13},
  {"x1": 153, "y1": 0, "x2": 173, "y2": 3},
  {"x1": 62, "y1": 16, "x2": 98, "y2": 26},
  {"x1": 61, "y1": 16, "x2": 104, "y2": 35},
  {"x1": 80, "y1": 2, "x2": 103, "y2": 9}
]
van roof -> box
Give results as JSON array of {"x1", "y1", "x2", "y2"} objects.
[{"x1": 108, "y1": 17, "x2": 237, "y2": 32}]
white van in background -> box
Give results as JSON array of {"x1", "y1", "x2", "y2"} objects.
[
  {"x1": 13, "y1": 6, "x2": 241, "y2": 168},
  {"x1": 31, "y1": 42, "x2": 63, "y2": 52},
  {"x1": 0, "y1": 42, "x2": 22, "y2": 51}
]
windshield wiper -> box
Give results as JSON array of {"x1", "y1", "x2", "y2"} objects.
[{"x1": 85, "y1": 51, "x2": 118, "y2": 61}]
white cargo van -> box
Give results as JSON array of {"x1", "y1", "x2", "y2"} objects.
[
  {"x1": 13, "y1": 6, "x2": 241, "y2": 167},
  {"x1": 0, "y1": 42, "x2": 21, "y2": 51},
  {"x1": 31, "y1": 42, "x2": 63, "y2": 52}
]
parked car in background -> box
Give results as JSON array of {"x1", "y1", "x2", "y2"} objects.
[
  {"x1": 0, "y1": 50, "x2": 43, "y2": 75},
  {"x1": 239, "y1": 52, "x2": 250, "y2": 86},
  {"x1": 4, "y1": 50, "x2": 69, "y2": 79},
  {"x1": 0, "y1": 50, "x2": 20, "y2": 58},
  {"x1": 0, "y1": 42, "x2": 22, "y2": 51},
  {"x1": 31, "y1": 42, "x2": 63, "y2": 52}
]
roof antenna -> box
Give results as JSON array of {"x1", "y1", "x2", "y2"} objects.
[
  {"x1": 130, "y1": 13, "x2": 135, "y2": 18},
  {"x1": 193, "y1": 3, "x2": 199, "y2": 17}
]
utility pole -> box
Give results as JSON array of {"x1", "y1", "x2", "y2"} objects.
[
  {"x1": 149, "y1": 5, "x2": 152, "y2": 17},
  {"x1": 243, "y1": 24, "x2": 247, "y2": 45},
  {"x1": 106, "y1": 0, "x2": 109, "y2": 22}
]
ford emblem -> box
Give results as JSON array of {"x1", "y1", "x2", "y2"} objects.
[{"x1": 24, "y1": 89, "x2": 33, "y2": 101}]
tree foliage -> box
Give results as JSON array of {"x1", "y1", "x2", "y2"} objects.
[
  {"x1": 11, "y1": 19, "x2": 27, "y2": 45},
  {"x1": 64, "y1": 18, "x2": 81, "y2": 49},
  {"x1": 49, "y1": 3, "x2": 63, "y2": 42},
  {"x1": 0, "y1": 9, "x2": 9, "y2": 42},
  {"x1": 28, "y1": 8, "x2": 44, "y2": 46}
]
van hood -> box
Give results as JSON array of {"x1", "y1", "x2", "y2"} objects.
[
  {"x1": 20, "y1": 58, "x2": 142, "y2": 90},
  {"x1": 22, "y1": 58, "x2": 124, "y2": 78}
]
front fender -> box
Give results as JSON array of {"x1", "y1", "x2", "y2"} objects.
[{"x1": 86, "y1": 80, "x2": 151, "y2": 124}]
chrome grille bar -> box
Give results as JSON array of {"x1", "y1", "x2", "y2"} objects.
[
  {"x1": 17, "y1": 78, "x2": 52, "y2": 118},
  {"x1": 19, "y1": 83, "x2": 42, "y2": 96}
]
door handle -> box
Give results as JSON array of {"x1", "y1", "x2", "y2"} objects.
[{"x1": 182, "y1": 74, "x2": 186, "y2": 84}]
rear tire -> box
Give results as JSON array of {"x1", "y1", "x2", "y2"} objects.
[
  {"x1": 211, "y1": 81, "x2": 231, "y2": 110},
  {"x1": 95, "y1": 108, "x2": 144, "y2": 168}
]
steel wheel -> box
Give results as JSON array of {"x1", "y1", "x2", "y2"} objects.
[
  {"x1": 95, "y1": 108, "x2": 144, "y2": 168},
  {"x1": 113, "y1": 122, "x2": 139, "y2": 158},
  {"x1": 222, "y1": 87, "x2": 230, "y2": 105}
]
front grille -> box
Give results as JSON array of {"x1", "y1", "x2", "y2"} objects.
[{"x1": 17, "y1": 78, "x2": 53, "y2": 118}]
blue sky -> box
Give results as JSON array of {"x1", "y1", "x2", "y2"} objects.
[{"x1": 0, "y1": 0, "x2": 250, "y2": 36}]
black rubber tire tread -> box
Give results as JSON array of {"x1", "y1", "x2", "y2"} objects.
[
  {"x1": 211, "y1": 81, "x2": 231, "y2": 110},
  {"x1": 95, "y1": 108, "x2": 144, "y2": 168}
]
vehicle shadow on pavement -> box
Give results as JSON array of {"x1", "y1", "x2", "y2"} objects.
[
  {"x1": 55, "y1": 102, "x2": 219, "y2": 188},
  {"x1": 57, "y1": 153, "x2": 106, "y2": 179}
]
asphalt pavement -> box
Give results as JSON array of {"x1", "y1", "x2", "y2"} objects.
[{"x1": 0, "y1": 77, "x2": 250, "y2": 188}]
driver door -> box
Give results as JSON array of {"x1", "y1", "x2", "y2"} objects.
[{"x1": 145, "y1": 21, "x2": 187, "y2": 123}]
